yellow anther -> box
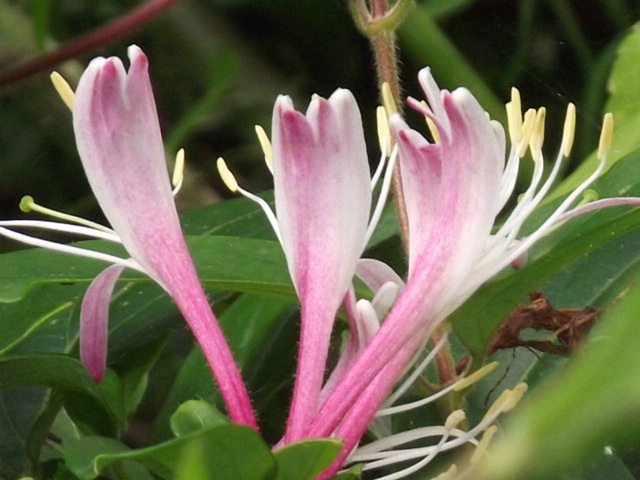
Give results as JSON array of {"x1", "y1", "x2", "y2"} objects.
[
  {"x1": 311, "y1": 93, "x2": 321, "y2": 101},
  {"x1": 511, "y1": 87, "x2": 522, "y2": 119},
  {"x1": 376, "y1": 106, "x2": 392, "y2": 156},
  {"x1": 484, "y1": 388, "x2": 511, "y2": 420},
  {"x1": 445, "y1": 409, "x2": 466, "y2": 430},
  {"x1": 561, "y1": 103, "x2": 576, "y2": 157},
  {"x1": 426, "y1": 117, "x2": 441, "y2": 145},
  {"x1": 430, "y1": 464, "x2": 458, "y2": 480},
  {"x1": 255, "y1": 125, "x2": 274, "y2": 171},
  {"x1": 506, "y1": 87, "x2": 523, "y2": 144},
  {"x1": 382, "y1": 82, "x2": 398, "y2": 117},
  {"x1": 50, "y1": 72, "x2": 75, "y2": 111},
  {"x1": 216, "y1": 157, "x2": 239, "y2": 193},
  {"x1": 517, "y1": 108, "x2": 536, "y2": 158},
  {"x1": 454, "y1": 361, "x2": 499, "y2": 392},
  {"x1": 470, "y1": 425, "x2": 498, "y2": 465},
  {"x1": 529, "y1": 107, "x2": 546, "y2": 155},
  {"x1": 597, "y1": 113, "x2": 614, "y2": 162},
  {"x1": 172, "y1": 148, "x2": 185, "y2": 189},
  {"x1": 502, "y1": 382, "x2": 528, "y2": 412}
]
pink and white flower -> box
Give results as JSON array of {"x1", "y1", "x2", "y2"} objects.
[
  {"x1": 218, "y1": 89, "x2": 398, "y2": 442},
  {"x1": 0, "y1": 46, "x2": 257, "y2": 429},
  {"x1": 305, "y1": 68, "x2": 640, "y2": 478}
]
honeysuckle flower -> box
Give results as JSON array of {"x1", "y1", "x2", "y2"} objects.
[
  {"x1": 304, "y1": 68, "x2": 640, "y2": 478},
  {"x1": 0, "y1": 46, "x2": 257, "y2": 429},
  {"x1": 218, "y1": 91, "x2": 398, "y2": 442}
]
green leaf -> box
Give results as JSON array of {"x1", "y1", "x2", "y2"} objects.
[
  {"x1": 548, "y1": 23, "x2": 640, "y2": 202},
  {"x1": 0, "y1": 354, "x2": 119, "y2": 436},
  {"x1": 170, "y1": 399, "x2": 230, "y2": 437},
  {"x1": 0, "y1": 283, "x2": 83, "y2": 356},
  {"x1": 28, "y1": 0, "x2": 50, "y2": 52},
  {"x1": 273, "y1": 439, "x2": 343, "y2": 480},
  {"x1": 0, "y1": 389, "x2": 47, "y2": 479},
  {"x1": 451, "y1": 150, "x2": 640, "y2": 358},
  {"x1": 479, "y1": 269, "x2": 640, "y2": 478},
  {"x1": 0, "y1": 236, "x2": 292, "y2": 304},
  {"x1": 328, "y1": 464, "x2": 363, "y2": 480},
  {"x1": 64, "y1": 425, "x2": 276, "y2": 480}
]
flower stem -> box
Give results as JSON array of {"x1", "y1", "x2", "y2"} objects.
[
  {"x1": 171, "y1": 277, "x2": 258, "y2": 429},
  {"x1": 367, "y1": 3, "x2": 411, "y2": 254},
  {"x1": 0, "y1": 0, "x2": 181, "y2": 88}
]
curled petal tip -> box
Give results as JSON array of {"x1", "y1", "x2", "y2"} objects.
[{"x1": 127, "y1": 44, "x2": 144, "y2": 60}]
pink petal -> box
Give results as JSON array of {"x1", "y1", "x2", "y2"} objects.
[
  {"x1": 73, "y1": 46, "x2": 183, "y2": 287},
  {"x1": 80, "y1": 264, "x2": 125, "y2": 383},
  {"x1": 272, "y1": 90, "x2": 372, "y2": 441},
  {"x1": 355, "y1": 258, "x2": 404, "y2": 293}
]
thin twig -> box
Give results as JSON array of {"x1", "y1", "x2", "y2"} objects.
[{"x1": 0, "y1": 0, "x2": 182, "y2": 88}]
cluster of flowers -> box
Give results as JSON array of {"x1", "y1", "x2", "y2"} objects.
[{"x1": 2, "y1": 46, "x2": 638, "y2": 479}]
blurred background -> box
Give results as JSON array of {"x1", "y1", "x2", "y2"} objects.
[{"x1": 1, "y1": 0, "x2": 639, "y2": 249}]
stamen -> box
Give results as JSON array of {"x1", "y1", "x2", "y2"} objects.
[
  {"x1": 561, "y1": 103, "x2": 576, "y2": 157},
  {"x1": 502, "y1": 382, "x2": 527, "y2": 412},
  {"x1": 0, "y1": 225, "x2": 143, "y2": 273},
  {"x1": 364, "y1": 145, "x2": 398, "y2": 247},
  {"x1": 382, "y1": 82, "x2": 398, "y2": 116},
  {"x1": 445, "y1": 410, "x2": 466, "y2": 430},
  {"x1": 377, "y1": 106, "x2": 392, "y2": 157},
  {"x1": 506, "y1": 87, "x2": 523, "y2": 143},
  {"x1": 598, "y1": 113, "x2": 614, "y2": 161},
  {"x1": 255, "y1": 125, "x2": 274, "y2": 173},
  {"x1": 216, "y1": 157, "x2": 239, "y2": 193},
  {"x1": 426, "y1": 116, "x2": 441, "y2": 145},
  {"x1": 172, "y1": 148, "x2": 185, "y2": 195},
  {"x1": 529, "y1": 107, "x2": 546, "y2": 155},
  {"x1": 484, "y1": 382, "x2": 527, "y2": 420},
  {"x1": 378, "y1": 351, "x2": 491, "y2": 418},
  {"x1": 19, "y1": 196, "x2": 113, "y2": 234},
  {"x1": 453, "y1": 361, "x2": 499, "y2": 391},
  {"x1": 384, "y1": 334, "x2": 448, "y2": 407},
  {"x1": 0, "y1": 220, "x2": 120, "y2": 243},
  {"x1": 50, "y1": 72, "x2": 75, "y2": 111},
  {"x1": 469, "y1": 425, "x2": 498, "y2": 465},
  {"x1": 216, "y1": 158, "x2": 282, "y2": 243},
  {"x1": 517, "y1": 108, "x2": 536, "y2": 157}
]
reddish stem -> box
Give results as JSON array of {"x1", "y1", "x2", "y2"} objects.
[
  {"x1": 371, "y1": 0, "x2": 389, "y2": 18},
  {"x1": 0, "y1": 0, "x2": 181, "y2": 88}
]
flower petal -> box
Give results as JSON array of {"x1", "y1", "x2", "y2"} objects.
[
  {"x1": 73, "y1": 45, "x2": 184, "y2": 289},
  {"x1": 272, "y1": 90, "x2": 372, "y2": 303},
  {"x1": 272, "y1": 89, "x2": 372, "y2": 441},
  {"x1": 80, "y1": 264, "x2": 125, "y2": 383},
  {"x1": 356, "y1": 258, "x2": 404, "y2": 293}
]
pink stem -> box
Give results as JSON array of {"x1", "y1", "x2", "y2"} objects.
[
  {"x1": 284, "y1": 300, "x2": 337, "y2": 442},
  {"x1": 0, "y1": 0, "x2": 181, "y2": 88},
  {"x1": 316, "y1": 331, "x2": 426, "y2": 479},
  {"x1": 171, "y1": 278, "x2": 258, "y2": 429},
  {"x1": 304, "y1": 264, "x2": 444, "y2": 439}
]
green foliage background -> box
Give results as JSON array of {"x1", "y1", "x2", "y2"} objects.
[{"x1": 2, "y1": 1, "x2": 640, "y2": 479}]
